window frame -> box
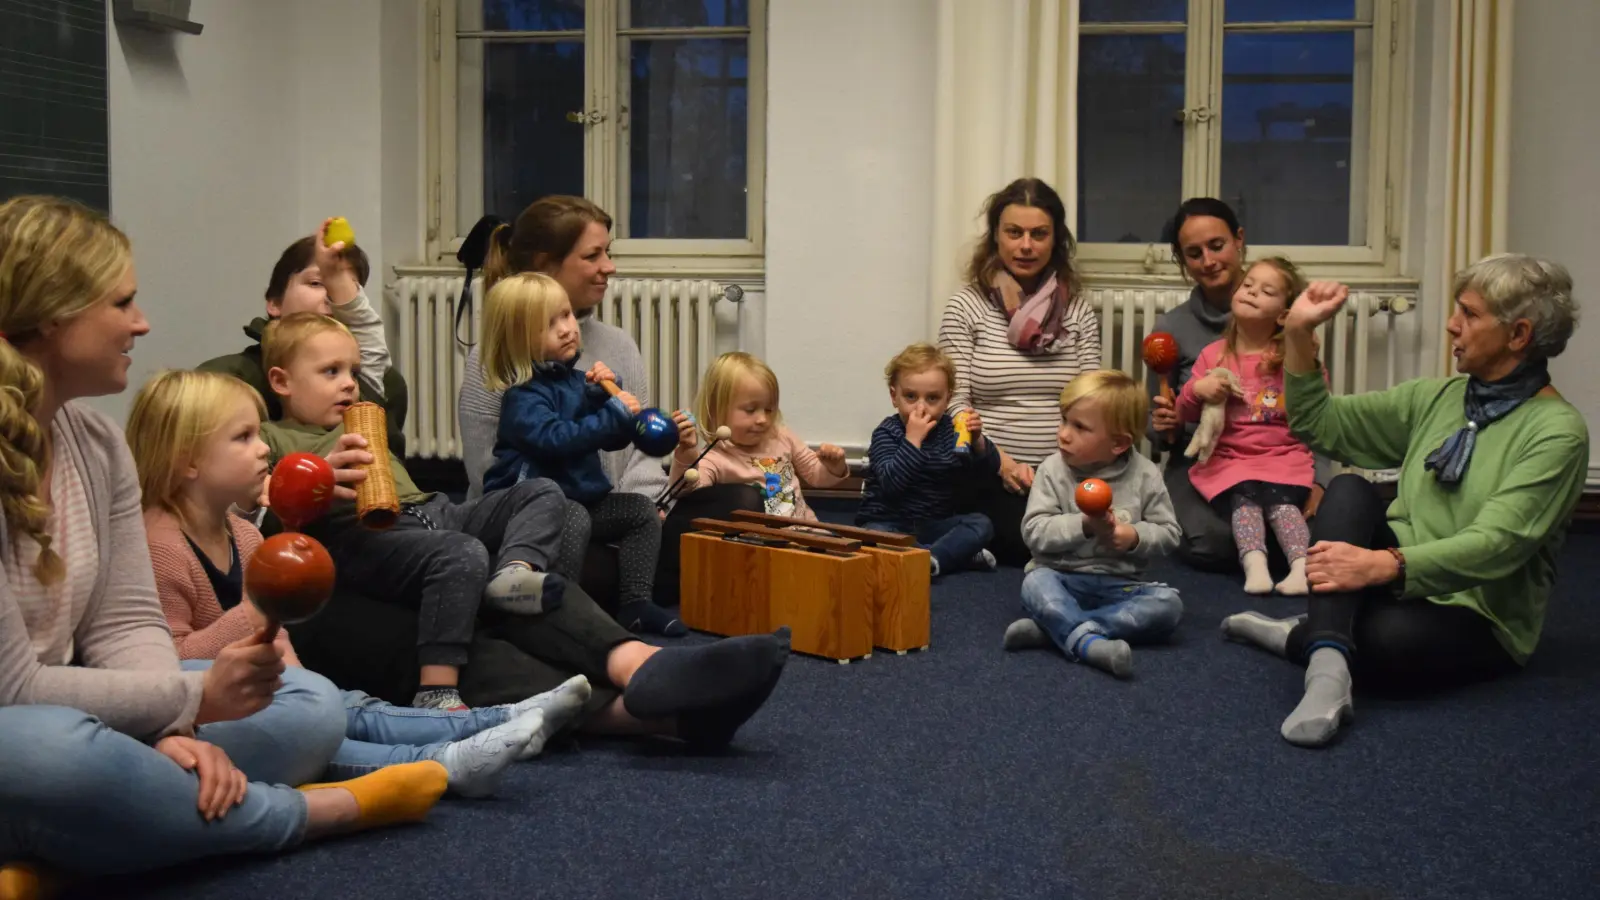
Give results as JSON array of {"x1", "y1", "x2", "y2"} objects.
[
  {"x1": 1076, "y1": 0, "x2": 1410, "y2": 279},
  {"x1": 425, "y1": 0, "x2": 767, "y2": 269}
]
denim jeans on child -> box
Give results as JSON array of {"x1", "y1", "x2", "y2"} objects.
[
  {"x1": 325, "y1": 690, "x2": 515, "y2": 779},
  {"x1": 1019, "y1": 569, "x2": 1183, "y2": 658},
  {"x1": 0, "y1": 663, "x2": 347, "y2": 875},
  {"x1": 859, "y1": 513, "x2": 994, "y2": 573}
]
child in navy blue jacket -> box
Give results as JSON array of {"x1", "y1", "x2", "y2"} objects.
[
  {"x1": 857, "y1": 343, "x2": 1001, "y2": 577},
  {"x1": 481, "y1": 273, "x2": 683, "y2": 636}
]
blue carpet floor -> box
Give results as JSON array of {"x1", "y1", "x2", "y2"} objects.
[{"x1": 93, "y1": 528, "x2": 1600, "y2": 900}]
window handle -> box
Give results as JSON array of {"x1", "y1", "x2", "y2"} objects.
[
  {"x1": 1172, "y1": 105, "x2": 1213, "y2": 124},
  {"x1": 565, "y1": 109, "x2": 607, "y2": 125}
]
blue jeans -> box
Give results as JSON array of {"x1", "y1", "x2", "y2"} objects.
[
  {"x1": 326, "y1": 690, "x2": 512, "y2": 779},
  {"x1": 1019, "y1": 569, "x2": 1183, "y2": 658},
  {"x1": 861, "y1": 513, "x2": 994, "y2": 573},
  {"x1": 0, "y1": 665, "x2": 346, "y2": 875}
]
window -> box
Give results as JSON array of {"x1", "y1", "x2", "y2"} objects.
[
  {"x1": 1076, "y1": 0, "x2": 1406, "y2": 275},
  {"x1": 428, "y1": 0, "x2": 765, "y2": 265}
]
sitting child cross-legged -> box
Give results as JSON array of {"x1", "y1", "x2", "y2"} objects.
[
  {"x1": 1004, "y1": 370, "x2": 1184, "y2": 678},
  {"x1": 259, "y1": 313, "x2": 570, "y2": 710},
  {"x1": 857, "y1": 342, "x2": 999, "y2": 576},
  {"x1": 127, "y1": 370, "x2": 592, "y2": 798},
  {"x1": 480, "y1": 273, "x2": 681, "y2": 637}
]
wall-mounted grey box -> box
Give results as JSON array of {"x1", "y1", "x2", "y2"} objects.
[{"x1": 112, "y1": 0, "x2": 203, "y2": 35}]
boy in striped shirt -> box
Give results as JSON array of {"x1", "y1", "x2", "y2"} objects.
[{"x1": 857, "y1": 343, "x2": 1001, "y2": 576}]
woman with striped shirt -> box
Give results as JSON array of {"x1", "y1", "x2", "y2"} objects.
[{"x1": 938, "y1": 178, "x2": 1102, "y2": 566}]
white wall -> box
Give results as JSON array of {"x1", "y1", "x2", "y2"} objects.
[
  {"x1": 763, "y1": 0, "x2": 937, "y2": 451},
  {"x1": 1506, "y1": 0, "x2": 1600, "y2": 480},
  {"x1": 100, "y1": 0, "x2": 417, "y2": 422}
]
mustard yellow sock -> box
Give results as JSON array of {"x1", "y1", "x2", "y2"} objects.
[
  {"x1": 297, "y1": 760, "x2": 447, "y2": 830},
  {"x1": 0, "y1": 862, "x2": 63, "y2": 900}
]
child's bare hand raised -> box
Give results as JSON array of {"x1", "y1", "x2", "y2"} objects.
[
  {"x1": 586, "y1": 361, "x2": 617, "y2": 385},
  {"x1": 817, "y1": 443, "x2": 848, "y2": 476},
  {"x1": 904, "y1": 407, "x2": 938, "y2": 447},
  {"x1": 672, "y1": 410, "x2": 698, "y2": 451},
  {"x1": 324, "y1": 432, "x2": 372, "y2": 501}
]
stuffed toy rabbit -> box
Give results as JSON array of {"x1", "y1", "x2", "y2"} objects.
[{"x1": 1184, "y1": 367, "x2": 1244, "y2": 464}]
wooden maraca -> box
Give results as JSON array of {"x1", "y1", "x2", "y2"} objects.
[
  {"x1": 245, "y1": 533, "x2": 335, "y2": 641},
  {"x1": 597, "y1": 380, "x2": 685, "y2": 458},
  {"x1": 267, "y1": 452, "x2": 336, "y2": 530},
  {"x1": 1075, "y1": 478, "x2": 1113, "y2": 518},
  {"x1": 1142, "y1": 331, "x2": 1180, "y2": 402}
]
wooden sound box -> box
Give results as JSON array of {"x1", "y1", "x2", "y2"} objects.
[
  {"x1": 729, "y1": 511, "x2": 931, "y2": 654},
  {"x1": 680, "y1": 518, "x2": 874, "y2": 663}
]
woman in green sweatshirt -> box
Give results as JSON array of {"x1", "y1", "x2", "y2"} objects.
[{"x1": 1222, "y1": 254, "x2": 1587, "y2": 748}]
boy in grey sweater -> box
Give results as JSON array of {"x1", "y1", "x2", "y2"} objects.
[{"x1": 1005, "y1": 370, "x2": 1184, "y2": 678}]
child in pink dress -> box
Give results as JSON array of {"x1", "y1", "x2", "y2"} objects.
[{"x1": 1177, "y1": 257, "x2": 1320, "y2": 595}]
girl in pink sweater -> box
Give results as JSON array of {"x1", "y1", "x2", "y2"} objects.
[
  {"x1": 1177, "y1": 258, "x2": 1320, "y2": 596},
  {"x1": 669, "y1": 352, "x2": 850, "y2": 521},
  {"x1": 128, "y1": 370, "x2": 592, "y2": 798}
]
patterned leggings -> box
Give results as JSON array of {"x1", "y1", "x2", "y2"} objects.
[
  {"x1": 1231, "y1": 494, "x2": 1310, "y2": 562},
  {"x1": 556, "y1": 493, "x2": 661, "y2": 610}
]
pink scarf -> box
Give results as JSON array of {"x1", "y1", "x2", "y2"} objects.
[{"x1": 986, "y1": 269, "x2": 1068, "y2": 354}]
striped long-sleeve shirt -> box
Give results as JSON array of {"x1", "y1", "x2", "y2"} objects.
[
  {"x1": 856, "y1": 414, "x2": 1002, "y2": 526},
  {"x1": 937, "y1": 284, "x2": 1101, "y2": 466}
]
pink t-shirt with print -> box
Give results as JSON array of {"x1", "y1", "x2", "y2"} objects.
[{"x1": 1176, "y1": 340, "x2": 1319, "y2": 502}]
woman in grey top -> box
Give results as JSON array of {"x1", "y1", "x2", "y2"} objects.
[{"x1": 0, "y1": 196, "x2": 442, "y2": 884}]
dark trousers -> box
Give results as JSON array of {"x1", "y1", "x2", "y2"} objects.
[
  {"x1": 653, "y1": 483, "x2": 766, "y2": 606},
  {"x1": 953, "y1": 470, "x2": 1031, "y2": 567},
  {"x1": 307, "y1": 479, "x2": 566, "y2": 668},
  {"x1": 558, "y1": 494, "x2": 661, "y2": 610},
  {"x1": 859, "y1": 513, "x2": 994, "y2": 572},
  {"x1": 1286, "y1": 474, "x2": 1518, "y2": 690}
]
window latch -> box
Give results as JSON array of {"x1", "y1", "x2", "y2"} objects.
[{"x1": 565, "y1": 109, "x2": 607, "y2": 126}]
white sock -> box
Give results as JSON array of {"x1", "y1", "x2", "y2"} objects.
[
  {"x1": 971, "y1": 549, "x2": 998, "y2": 571},
  {"x1": 1276, "y1": 558, "x2": 1308, "y2": 596},
  {"x1": 1241, "y1": 550, "x2": 1273, "y2": 594},
  {"x1": 1281, "y1": 647, "x2": 1354, "y2": 747},
  {"x1": 930, "y1": 556, "x2": 941, "y2": 577},
  {"x1": 504, "y1": 675, "x2": 592, "y2": 759},
  {"x1": 432, "y1": 710, "x2": 544, "y2": 798}
]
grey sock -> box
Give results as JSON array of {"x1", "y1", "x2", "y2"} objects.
[
  {"x1": 1220, "y1": 611, "x2": 1305, "y2": 659},
  {"x1": 1079, "y1": 636, "x2": 1132, "y2": 678},
  {"x1": 485, "y1": 563, "x2": 566, "y2": 615},
  {"x1": 1281, "y1": 647, "x2": 1354, "y2": 747},
  {"x1": 1003, "y1": 618, "x2": 1050, "y2": 651},
  {"x1": 505, "y1": 675, "x2": 592, "y2": 759},
  {"x1": 433, "y1": 710, "x2": 543, "y2": 798}
]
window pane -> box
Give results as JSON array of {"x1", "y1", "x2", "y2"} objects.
[
  {"x1": 479, "y1": 0, "x2": 583, "y2": 31},
  {"x1": 1076, "y1": 35, "x2": 1185, "y2": 244},
  {"x1": 1080, "y1": 0, "x2": 1185, "y2": 23},
  {"x1": 1225, "y1": 0, "x2": 1360, "y2": 23},
  {"x1": 1218, "y1": 31, "x2": 1365, "y2": 246},
  {"x1": 627, "y1": 0, "x2": 748, "y2": 29},
  {"x1": 621, "y1": 38, "x2": 748, "y2": 239},
  {"x1": 459, "y1": 42, "x2": 585, "y2": 227}
]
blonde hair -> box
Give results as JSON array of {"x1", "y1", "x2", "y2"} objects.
[
  {"x1": 1220, "y1": 256, "x2": 1308, "y2": 375},
  {"x1": 884, "y1": 342, "x2": 956, "y2": 393},
  {"x1": 0, "y1": 195, "x2": 132, "y2": 584},
  {"x1": 695, "y1": 351, "x2": 782, "y2": 443},
  {"x1": 480, "y1": 272, "x2": 574, "y2": 391},
  {"x1": 261, "y1": 312, "x2": 354, "y2": 373},
  {"x1": 128, "y1": 370, "x2": 267, "y2": 523},
  {"x1": 1058, "y1": 370, "x2": 1147, "y2": 445}
]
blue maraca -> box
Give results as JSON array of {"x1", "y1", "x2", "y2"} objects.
[{"x1": 600, "y1": 379, "x2": 682, "y2": 458}]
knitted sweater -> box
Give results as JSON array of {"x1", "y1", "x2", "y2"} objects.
[
  {"x1": 0, "y1": 403, "x2": 204, "y2": 742},
  {"x1": 143, "y1": 507, "x2": 295, "y2": 660},
  {"x1": 460, "y1": 311, "x2": 671, "y2": 501},
  {"x1": 1021, "y1": 450, "x2": 1180, "y2": 578}
]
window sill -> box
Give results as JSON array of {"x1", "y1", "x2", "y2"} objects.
[
  {"x1": 1081, "y1": 271, "x2": 1420, "y2": 293},
  {"x1": 393, "y1": 258, "x2": 766, "y2": 283}
]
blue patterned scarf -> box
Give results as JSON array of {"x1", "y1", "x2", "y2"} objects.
[{"x1": 1424, "y1": 358, "x2": 1551, "y2": 485}]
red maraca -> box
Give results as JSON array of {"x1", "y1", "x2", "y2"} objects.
[
  {"x1": 268, "y1": 452, "x2": 335, "y2": 530},
  {"x1": 1142, "y1": 331, "x2": 1180, "y2": 399},
  {"x1": 1075, "y1": 478, "x2": 1113, "y2": 517},
  {"x1": 244, "y1": 532, "x2": 335, "y2": 641}
]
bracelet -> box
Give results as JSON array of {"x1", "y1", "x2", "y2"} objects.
[{"x1": 1385, "y1": 546, "x2": 1406, "y2": 596}]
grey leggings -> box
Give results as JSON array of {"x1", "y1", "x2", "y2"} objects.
[{"x1": 556, "y1": 493, "x2": 661, "y2": 610}]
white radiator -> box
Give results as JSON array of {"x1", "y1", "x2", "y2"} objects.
[
  {"x1": 1083, "y1": 283, "x2": 1421, "y2": 478},
  {"x1": 388, "y1": 275, "x2": 732, "y2": 461}
]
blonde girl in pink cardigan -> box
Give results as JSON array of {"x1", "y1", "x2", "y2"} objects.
[{"x1": 128, "y1": 370, "x2": 592, "y2": 799}]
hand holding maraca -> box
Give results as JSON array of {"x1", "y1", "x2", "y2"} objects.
[{"x1": 195, "y1": 630, "x2": 285, "y2": 725}]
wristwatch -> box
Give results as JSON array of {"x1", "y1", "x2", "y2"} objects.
[{"x1": 1385, "y1": 547, "x2": 1406, "y2": 597}]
